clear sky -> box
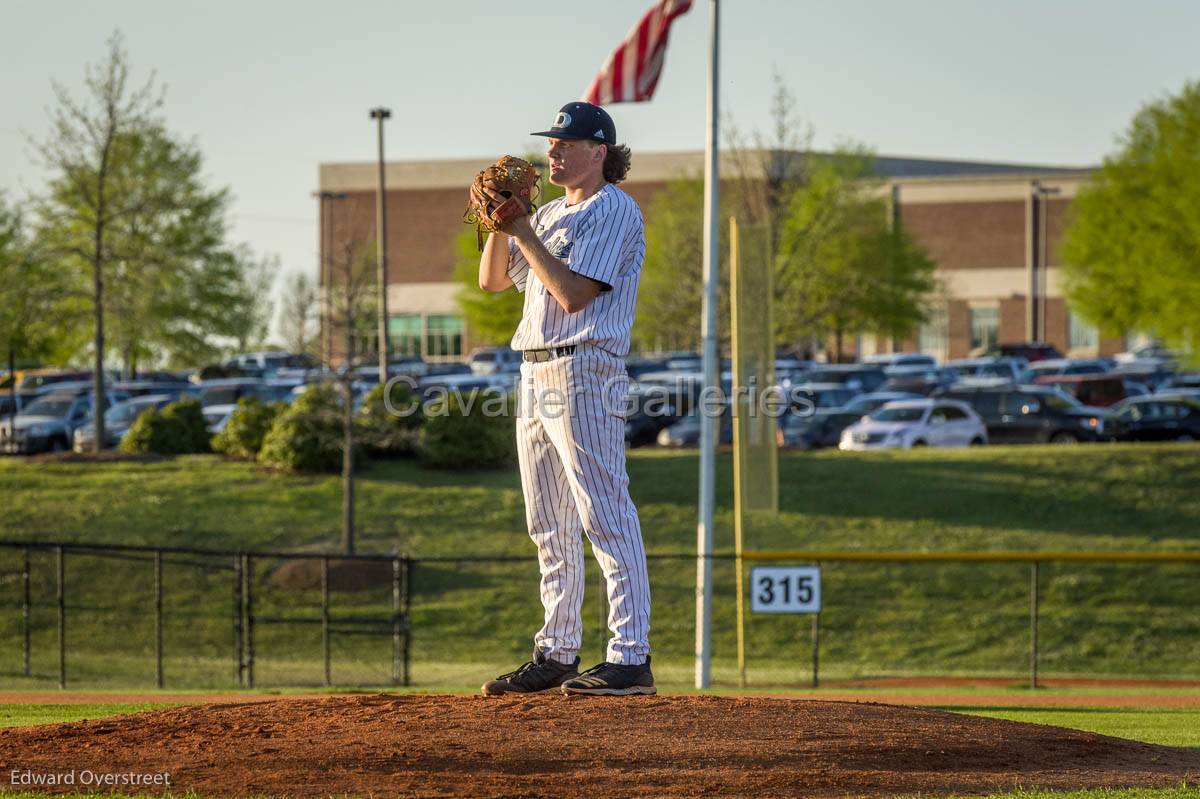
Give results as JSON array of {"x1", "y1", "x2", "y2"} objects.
[{"x1": 2, "y1": 0, "x2": 1197, "y2": 343}]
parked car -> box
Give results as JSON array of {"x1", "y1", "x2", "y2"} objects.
[
  {"x1": 0, "y1": 391, "x2": 39, "y2": 418},
  {"x1": 14, "y1": 368, "x2": 91, "y2": 392},
  {"x1": 663, "y1": 352, "x2": 702, "y2": 372},
  {"x1": 624, "y1": 357, "x2": 669, "y2": 381},
  {"x1": 1109, "y1": 360, "x2": 1178, "y2": 391},
  {"x1": 862, "y1": 352, "x2": 938, "y2": 369},
  {"x1": 1017, "y1": 358, "x2": 1109, "y2": 384},
  {"x1": 994, "y1": 342, "x2": 1063, "y2": 362},
  {"x1": 839, "y1": 399, "x2": 987, "y2": 450},
  {"x1": 73, "y1": 394, "x2": 175, "y2": 451},
  {"x1": 197, "y1": 379, "x2": 269, "y2": 408},
  {"x1": 799, "y1": 365, "x2": 887, "y2": 394},
  {"x1": 933, "y1": 384, "x2": 1108, "y2": 444},
  {"x1": 1160, "y1": 373, "x2": 1200, "y2": 393},
  {"x1": 945, "y1": 356, "x2": 1027, "y2": 383},
  {"x1": 424, "y1": 362, "x2": 473, "y2": 379},
  {"x1": 469, "y1": 347, "x2": 522, "y2": 375},
  {"x1": 388, "y1": 355, "x2": 429, "y2": 378},
  {"x1": 656, "y1": 409, "x2": 733, "y2": 447},
  {"x1": 789, "y1": 383, "x2": 861, "y2": 415},
  {"x1": 624, "y1": 386, "x2": 684, "y2": 447},
  {"x1": 879, "y1": 366, "x2": 958, "y2": 396},
  {"x1": 227, "y1": 352, "x2": 315, "y2": 378},
  {"x1": 778, "y1": 391, "x2": 922, "y2": 449},
  {"x1": 112, "y1": 380, "x2": 195, "y2": 399},
  {"x1": 1114, "y1": 343, "x2": 1181, "y2": 364},
  {"x1": 0, "y1": 391, "x2": 126, "y2": 454},
  {"x1": 202, "y1": 403, "x2": 238, "y2": 434},
  {"x1": 1033, "y1": 374, "x2": 1129, "y2": 407},
  {"x1": 1106, "y1": 396, "x2": 1200, "y2": 442}
]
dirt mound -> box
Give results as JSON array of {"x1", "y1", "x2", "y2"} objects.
[
  {"x1": 269, "y1": 557, "x2": 396, "y2": 592},
  {"x1": 1, "y1": 694, "x2": 1196, "y2": 798}
]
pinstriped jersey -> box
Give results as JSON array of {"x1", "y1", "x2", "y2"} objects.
[{"x1": 507, "y1": 183, "x2": 645, "y2": 357}]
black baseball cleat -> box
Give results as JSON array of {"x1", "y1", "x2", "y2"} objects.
[
  {"x1": 560, "y1": 656, "x2": 656, "y2": 696},
  {"x1": 481, "y1": 650, "x2": 580, "y2": 696}
]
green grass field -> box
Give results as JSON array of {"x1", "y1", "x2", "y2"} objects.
[{"x1": 0, "y1": 444, "x2": 1198, "y2": 689}]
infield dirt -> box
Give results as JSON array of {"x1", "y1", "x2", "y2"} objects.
[{"x1": 1, "y1": 694, "x2": 1198, "y2": 798}]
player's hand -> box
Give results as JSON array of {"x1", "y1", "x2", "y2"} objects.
[{"x1": 502, "y1": 213, "x2": 535, "y2": 240}]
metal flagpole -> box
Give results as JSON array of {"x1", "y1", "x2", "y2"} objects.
[{"x1": 695, "y1": 0, "x2": 720, "y2": 690}]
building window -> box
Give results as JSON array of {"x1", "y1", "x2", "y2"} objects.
[
  {"x1": 388, "y1": 313, "x2": 465, "y2": 359},
  {"x1": 1068, "y1": 310, "x2": 1099, "y2": 351},
  {"x1": 970, "y1": 306, "x2": 999, "y2": 353},
  {"x1": 426, "y1": 314, "x2": 464, "y2": 358},
  {"x1": 389, "y1": 314, "x2": 423, "y2": 356},
  {"x1": 919, "y1": 304, "x2": 948, "y2": 361}
]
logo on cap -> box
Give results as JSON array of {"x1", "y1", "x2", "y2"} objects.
[
  {"x1": 594, "y1": 129, "x2": 605, "y2": 140},
  {"x1": 554, "y1": 111, "x2": 572, "y2": 129}
]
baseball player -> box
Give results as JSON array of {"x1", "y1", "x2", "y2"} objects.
[{"x1": 476, "y1": 102, "x2": 653, "y2": 696}]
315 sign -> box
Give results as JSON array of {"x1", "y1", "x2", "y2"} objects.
[{"x1": 750, "y1": 566, "x2": 821, "y2": 614}]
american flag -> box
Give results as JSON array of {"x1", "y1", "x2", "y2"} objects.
[{"x1": 583, "y1": 0, "x2": 694, "y2": 106}]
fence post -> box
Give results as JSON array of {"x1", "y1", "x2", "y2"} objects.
[
  {"x1": 22, "y1": 545, "x2": 31, "y2": 678},
  {"x1": 154, "y1": 550, "x2": 164, "y2": 689},
  {"x1": 392, "y1": 558, "x2": 401, "y2": 686},
  {"x1": 811, "y1": 612, "x2": 820, "y2": 689},
  {"x1": 1030, "y1": 561, "x2": 1040, "y2": 690},
  {"x1": 233, "y1": 555, "x2": 243, "y2": 687},
  {"x1": 322, "y1": 556, "x2": 331, "y2": 687},
  {"x1": 402, "y1": 558, "x2": 412, "y2": 687},
  {"x1": 244, "y1": 554, "x2": 255, "y2": 689},
  {"x1": 56, "y1": 545, "x2": 65, "y2": 690}
]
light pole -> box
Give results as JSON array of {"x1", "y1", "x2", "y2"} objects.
[
  {"x1": 1028, "y1": 181, "x2": 1061, "y2": 342},
  {"x1": 370, "y1": 107, "x2": 392, "y2": 384},
  {"x1": 312, "y1": 190, "x2": 347, "y2": 366}
]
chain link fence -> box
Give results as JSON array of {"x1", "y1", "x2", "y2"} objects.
[{"x1": 1, "y1": 541, "x2": 1197, "y2": 689}]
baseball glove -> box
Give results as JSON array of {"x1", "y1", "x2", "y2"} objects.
[{"x1": 464, "y1": 156, "x2": 541, "y2": 249}]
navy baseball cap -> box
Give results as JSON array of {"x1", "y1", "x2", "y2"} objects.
[{"x1": 531, "y1": 102, "x2": 617, "y2": 145}]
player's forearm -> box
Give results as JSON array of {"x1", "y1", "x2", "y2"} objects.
[
  {"x1": 478, "y1": 232, "x2": 514, "y2": 292},
  {"x1": 512, "y1": 231, "x2": 599, "y2": 314}
]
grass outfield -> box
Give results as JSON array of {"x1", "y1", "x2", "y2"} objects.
[
  {"x1": 0, "y1": 445, "x2": 1198, "y2": 688},
  {"x1": 2, "y1": 790, "x2": 1197, "y2": 799}
]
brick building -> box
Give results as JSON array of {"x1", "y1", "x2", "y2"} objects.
[{"x1": 317, "y1": 151, "x2": 1122, "y2": 363}]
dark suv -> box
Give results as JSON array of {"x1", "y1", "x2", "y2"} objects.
[
  {"x1": 800, "y1": 365, "x2": 887, "y2": 394},
  {"x1": 933, "y1": 384, "x2": 1108, "y2": 443}
]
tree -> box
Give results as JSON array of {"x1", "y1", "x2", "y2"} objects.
[
  {"x1": 773, "y1": 148, "x2": 937, "y2": 360},
  {"x1": 637, "y1": 76, "x2": 937, "y2": 358},
  {"x1": 453, "y1": 154, "x2": 564, "y2": 347},
  {"x1": 1061, "y1": 80, "x2": 1200, "y2": 357},
  {"x1": 0, "y1": 195, "x2": 73, "y2": 431},
  {"x1": 32, "y1": 32, "x2": 164, "y2": 451},
  {"x1": 278, "y1": 271, "x2": 320, "y2": 356},
  {"x1": 325, "y1": 221, "x2": 378, "y2": 554},
  {"x1": 86, "y1": 126, "x2": 276, "y2": 373},
  {"x1": 634, "y1": 176, "x2": 731, "y2": 352}
]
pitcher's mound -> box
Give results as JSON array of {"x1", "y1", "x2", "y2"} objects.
[{"x1": 2, "y1": 694, "x2": 1197, "y2": 798}]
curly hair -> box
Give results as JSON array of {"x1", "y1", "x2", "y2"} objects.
[{"x1": 602, "y1": 143, "x2": 632, "y2": 184}]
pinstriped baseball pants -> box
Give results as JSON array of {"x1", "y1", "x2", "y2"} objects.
[{"x1": 516, "y1": 345, "x2": 651, "y2": 666}]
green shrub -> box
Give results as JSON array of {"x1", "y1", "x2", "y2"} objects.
[
  {"x1": 212, "y1": 397, "x2": 284, "y2": 459},
  {"x1": 258, "y1": 383, "x2": 352, "y2": 473},
  {"x1": 416, "y1": 388, "x2": 516, "y2": 469},
  {"x1": 119, "y1": 397, "x2": 211, "y2": 455},
  {"x1": 357, "y1": 380, "x2": 424, "y2": 456}
]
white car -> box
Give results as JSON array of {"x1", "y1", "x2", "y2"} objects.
[
  {"x1": 863, "y1": 352, "x2": 938, "y2": 369},
  {"x1": 839, "y1": 399, "x2": 987, "y2": 450},
  {"x1": 202, "y1": 403, "x2": 237, "y2": 434}
]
